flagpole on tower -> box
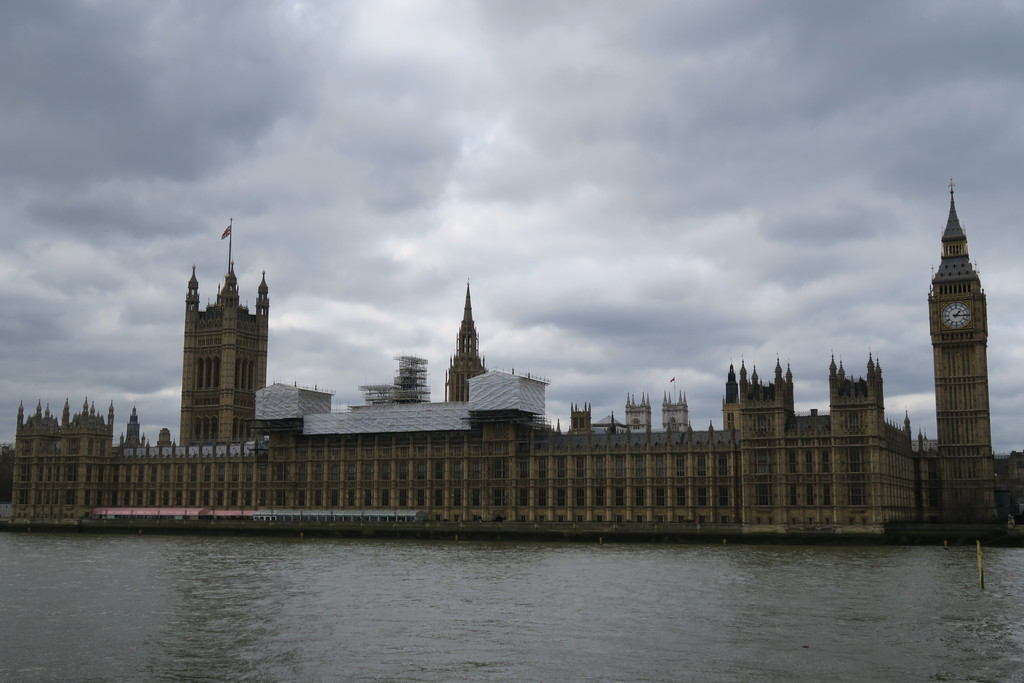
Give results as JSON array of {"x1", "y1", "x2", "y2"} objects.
[{"x1": 221, "y1": 218, "x2": 233, "y2": 273}]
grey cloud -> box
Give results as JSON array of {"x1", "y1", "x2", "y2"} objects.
[
  {"x1": 0, "y1": 2, "x2": 310, "y2": 187},
  {"x1": 2, "y1": 2, "x2": 1024, "y2": 452}
]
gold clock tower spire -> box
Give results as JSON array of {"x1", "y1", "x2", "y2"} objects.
[{"x1": 928, "y1": 182, "x2": 993, "y2": 521}]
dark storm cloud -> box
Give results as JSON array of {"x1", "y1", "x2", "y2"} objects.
[{"x1": 0, "y1": 2, "x2": 308, "y2": 189}]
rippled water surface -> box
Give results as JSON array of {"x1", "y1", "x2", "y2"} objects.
[{"x1": 2, "y1": 533, "x2": 1022, "y2": 682}]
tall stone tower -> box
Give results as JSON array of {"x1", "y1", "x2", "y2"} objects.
[
  {"x1": 737, "y1": 360, "x2": 795, "y2": 436},
  {"x1": 928, "y1": 184, "x2": 993, "y2": 521},
  {"x1": 722, "y1": 363, "x2": 740, "y2": 431},
  {"x1": 827, "y1": 355, "x2": 885, "y2": 439},
  {"x1": 179, "y1": 264, "x2": 269, "y2": 445},
  {"x1": 569, "y1": 403, "x2": 593, "y2": 433},
  {"x1": 445, "y1": 283, "x2": 486, "y2": 402},
  {"x1": 736, "y1": 360, "x2": 795, "y2": 523},
  {"x1": 124, "y1": 405, "x2": 141, "y2": 446},
  {"x1": 624, "y1": 393, "x2": 651, "y2": 431},
  {"x1": 662, "y1": 391, "x2": 688, "y2": 431}
]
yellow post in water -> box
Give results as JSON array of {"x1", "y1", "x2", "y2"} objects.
[{"x1": 976, "y1": 540, "x2": 985, "y2": 591}]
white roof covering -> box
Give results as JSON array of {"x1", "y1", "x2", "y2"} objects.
[
  {"x1": 468, "y1": 371, "x2": 546, "y2": 415},
  {"x1": 256, "y1": 383, "x2": 333, "y2": 420},
  {"x1": 263, "y1": 370, "x2": 548, "y2": 436},
  {"x1": 304, "y1": 402, "x2": 470, "y2": 435}
]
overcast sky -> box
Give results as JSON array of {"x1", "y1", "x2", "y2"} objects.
[{"x1": 2, "y1": 1, "x2": 1023, "y2": 452}]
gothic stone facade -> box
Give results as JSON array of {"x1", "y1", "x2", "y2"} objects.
[
  {"x1": 11, "y1": 361, "x2": 933, "y2": 528},
  {"x1": 10, "y1": 192, "x2": 992, "y2": 526}
]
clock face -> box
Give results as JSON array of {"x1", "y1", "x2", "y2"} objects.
[{"x1": 942, "y1": 301, "x2": 971, "y2": 329}]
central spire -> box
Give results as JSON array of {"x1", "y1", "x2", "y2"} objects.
[
  {"x1": 446, "y1": 281, "x2": 486, "y2": 401},
  {"x1": 458, "y1": 281, "x2": 477, "y2": 355},
  {"x1": 463, "y1": 281, "x2": 473, "y2": 322}
]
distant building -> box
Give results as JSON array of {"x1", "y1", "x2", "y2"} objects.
[
  {"x1": 9, "y1": 190, "x2": 1000, "y2": 527},
  {"x1": 994, "y1": 452, "x2": 1024, "y2": 519},
  {"x1": 0, "y1": 442, "x2": 12, "y2": 503}
]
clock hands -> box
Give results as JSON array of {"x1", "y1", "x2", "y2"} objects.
[{"x1": 942, "y1": 302, "x2": 970, "y2": 328}]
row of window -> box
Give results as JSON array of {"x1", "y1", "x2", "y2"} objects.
[
  {"x1": 278, "y1": 451, "x2": 876, "y2": 477},
  {"x1": 19, "y1": 462, "x2": 260, "y2": 484},
  {"x1": 18, "y1": 449, "x2": 887, "y2": 487},
  {"x1": 191, "y1": 356, "x2": 261, "y2": 391},
  {"x1": 759, "y1": 483, "x2": 867, "y2": 507},
  {"x1": 22, "y1": 482, "x2": 873, "y2": 510}
]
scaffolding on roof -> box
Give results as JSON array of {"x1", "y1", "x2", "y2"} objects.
[{"x1": 359, "y1": 355, "x2": 430, "y2": 405}]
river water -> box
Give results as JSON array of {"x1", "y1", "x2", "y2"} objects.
[{"x1": 1, "y1": 533, "x2": 1022, "y2": 682}]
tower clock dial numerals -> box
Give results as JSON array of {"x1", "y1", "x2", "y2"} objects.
[{"x1": 941, "y1": 301, "x2": 971, "y2": 329}]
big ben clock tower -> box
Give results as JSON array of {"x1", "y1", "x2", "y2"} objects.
[{"x1": 928, "y1": 182, "x2": 994, "y2": 522}]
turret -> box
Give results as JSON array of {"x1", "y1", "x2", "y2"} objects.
[
  {"x1": 218, "y1": 264, "x2": 239, "y2": 308},
  {"x1": 737, "y1": 359, "x2": 795, "y2": 436},
  {"x1": 663, "y1": 390, "x2": 689, "y2": 431},
  {"x1": 569, "y1": 402, "x2": 592, "y2": 433},
  {"x1": 126, "y1": 405, "x2": 141, "y2": 446},
  {"x1": 829, "y1": 355, "x2": 886, "y2": 436},
  {"x1": 724, "y1": 363, "x2": 738, "y2": 405},
  {"x1": 256, "y1": 270, "x2": 269, "y2": 317},
  {"x1": 625, "y1": 393, "x2": 652, "y2": 431},
  {"x1": 19, "y1": 399, "x2": 60, "y2": 435},
  {"x1": 829, "y1": 355, "x2": 883, "y2": 408},
  {"x1": 186, "y1": 266, "x2": 200, "y2": 314}
]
